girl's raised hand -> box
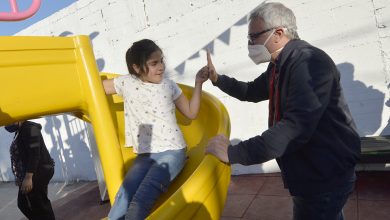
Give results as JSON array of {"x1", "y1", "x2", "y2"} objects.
[{"x1": 196, "y1": 66, "x2": 209, "y2": 84}]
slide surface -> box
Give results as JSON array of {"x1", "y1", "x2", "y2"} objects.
[{"x1": 0, "y1": 35, "x2": 231, "y2": 219}]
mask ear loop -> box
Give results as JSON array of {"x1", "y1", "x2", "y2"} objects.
[
  {"x1": 269, "y1": 27, "x2": 287, "y2": 57},
  {"x1": 263, "y1": 29, "x2": 276, "y2": 47}
]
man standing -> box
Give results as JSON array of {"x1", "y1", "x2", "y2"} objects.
[
  {"x1": 205, "y1": 2, "x2": 361, "y2": 220},
  {"x1": 5, "y1": 120, "x2": 55, "y2": 220}
]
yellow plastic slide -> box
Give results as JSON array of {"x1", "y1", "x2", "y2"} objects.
[{"x1": 0, "y1": 35, "x2": 231, "y2": 219}]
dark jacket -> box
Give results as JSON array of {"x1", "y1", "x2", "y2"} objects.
[
  {"x1": 17, "y1": 121, "x2": 54, "y2": 174},
  {"x1": 214, "y1": 40, "x2": 361, "y2": 196}
]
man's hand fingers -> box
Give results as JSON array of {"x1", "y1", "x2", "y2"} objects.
[
  {"x1": 205, "y1": 135, "x2": 230, "y2": 152},
  {"x1": 205, "y1": 135, "x2": 230, "y2": 163},
  {"x1": 206, "y1": 49, "x2": 213, "y2": 67},
  {"x1": 216, "y1": 134, "x2": 229, "y2": 144}
]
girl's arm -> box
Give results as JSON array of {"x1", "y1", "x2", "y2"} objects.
[
  {"x1": 103, "y1": 79, "x2": 117, "y2": 95},
  {"x1": 175, "y1": 66, "x2": 208, "y2": 120}
]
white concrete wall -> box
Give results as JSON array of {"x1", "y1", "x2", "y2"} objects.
[
  {"x1": 0, "y1": 116, "x2": 96, "y2": 182},
  {"x1": 1, "y1": 0, "x2": 389, "y2": 181}
]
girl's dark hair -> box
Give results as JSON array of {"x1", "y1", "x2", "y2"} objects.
[{"x1": 125, "y1": 39, "x2": 162, "y2": 76}]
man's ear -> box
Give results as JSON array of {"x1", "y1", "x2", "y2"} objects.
[{"x1": 274, "y1": 28, "x2": 284, "y2": 43}]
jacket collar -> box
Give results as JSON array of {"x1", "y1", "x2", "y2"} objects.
[{"x1": 274, "y1": 39, "x2": 310, "y2": 72}]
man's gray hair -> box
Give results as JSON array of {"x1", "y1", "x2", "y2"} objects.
[{"x1": 249, "y1": 2, "x2": 300, "y2": 40}]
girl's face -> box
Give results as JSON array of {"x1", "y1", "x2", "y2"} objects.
[{"x1": 139, "y1": 50, "x2": 165, "y2": 84}]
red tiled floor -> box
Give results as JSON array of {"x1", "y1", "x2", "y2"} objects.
[
  {"x1": 343, "y1": 199, "x2": 358, "y2": 220},
  {"x1": 227, "y1": 175, "x2": 267, "y2": 195},
  {"x1": 51, "y1": 183, "x2": 110, "y2": 220},
  {"x1": 221, "y1": 194, "x2": 256, "y2": 218},
  {"x1": 223, "y1": 174, "x2": 293, "y2": 220},
  {"x1": 222, "y1": 171, "x2": 390, "y2": 220},
  {"x1": 45, "y1": 171, "x2": 390, "y2": 220},
  {"x1": 257, "y1": 176, "x2": 290, "y2": 196},
  {"x1": 243, "y1": 195, "x2": 293, "y2": 220},
  {"x1": 356, "y1": 171, "x2": 390, "y2": 201},
  {"x1": 358, "y1": 200, "x2": 390, "y2": 220},
  {"x1": 355, "y1": 171, "x2": 390, "y2": 220}
]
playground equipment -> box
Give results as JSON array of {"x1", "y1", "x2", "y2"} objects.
[
  {"x1": 0, "y1": 35, "x2": 231, "y2": 219},
  {"x1": 0, "y1": 0, "x2": 41, "y2": 21}
]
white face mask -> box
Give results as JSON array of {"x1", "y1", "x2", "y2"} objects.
[{"x1": 248, "y1": 29, "x2": 275, "y2": 64}]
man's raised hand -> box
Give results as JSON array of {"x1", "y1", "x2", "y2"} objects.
[{"x1": 206, "y1": 49, "x2": 218, "y2": 83}]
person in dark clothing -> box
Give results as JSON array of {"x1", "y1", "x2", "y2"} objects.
[
  {"x1": 204, "y1": 2, "x2": 361, "y2": 220},
  {"x1": 5, "y1": 120, "x2": 55, "y2": 220}
]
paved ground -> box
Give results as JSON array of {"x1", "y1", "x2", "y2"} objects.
[
  {"x1": 0, "y1": 181, "x2": 99, "y2": 220},
  {"x1": 222, "y1": 171, "x2": 390, "y2": 220},
  {"x1": 1, "y1": 171, "x2": 390, "y2": 220}
]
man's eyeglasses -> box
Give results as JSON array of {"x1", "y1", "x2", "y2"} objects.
[{"x1": 247, "y1": 28, "x2": 275, "y2": 44}]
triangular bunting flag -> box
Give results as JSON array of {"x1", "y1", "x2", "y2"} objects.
[
  {"x1": 217, "y1": 28, "x2": 231, "y2": 45},
  {"x1": 234, "y1": 15, "x2": 247, "y2": 26},
  {"x1": 188, "y1": 51, "x2": 200, "y2": 60},
  {"x1": 59, "y1": 31, "x2": 73, "y2": 37},
  {"x1": 174, "y1": 61, "x2": 186, "y2": 75},
  {"x1": 203, "y1": 41, "x2": 215, "y2": 54},
  {"x1": 89, "y1": 31, "x2": 100, "y2": 40}
]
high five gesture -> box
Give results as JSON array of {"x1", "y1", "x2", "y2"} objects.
[{"x1": 206, "y1": 49, "x2": 218, "y2": 83}]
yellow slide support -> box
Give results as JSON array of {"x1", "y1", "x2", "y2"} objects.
[{"x1": 0, "y1": 35, "x2": 231, "y2": 219}]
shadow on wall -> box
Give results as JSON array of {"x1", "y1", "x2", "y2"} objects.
[
  {"x1": 59, "y1": 31, "x2": 105, "y2": 71},
  {"x1": 0, "y1": 128, "x2": 13, "y2": 182},
  {"x1": 44, "y1": 115, "x2": 95, "y2": 182},
  {"x1": 0, "y1": 111, "x2": 95, "y2": 182},
  {"x1": 380, "y1": 84, "x2": 390, "y2": 135},
  {"x1": 166, "y1": 1, "x2": 390, "y2": 136},
  {"x1": 0, "y1": 109, "x2": 14, "y2": 181},
  {"x1": 171, "y1": 15, "x2": 248, "y2": 75},
  {"x1": 337, "y1": 62, "x2": 385, "y2": 136}
]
